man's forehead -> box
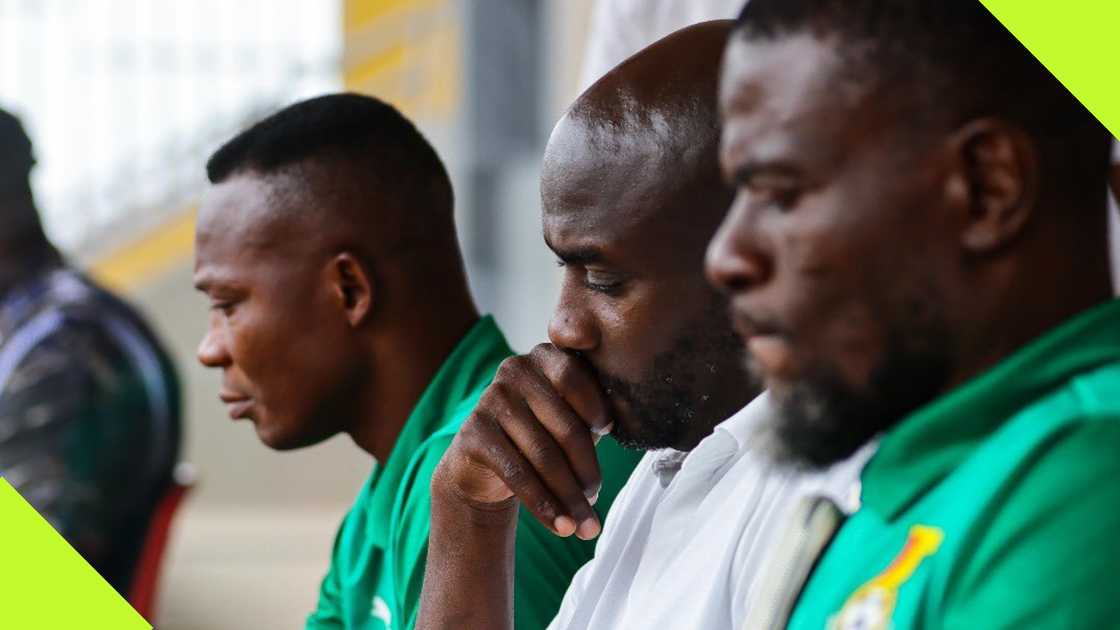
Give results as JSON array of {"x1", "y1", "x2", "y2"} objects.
[
  {"x1": 723, "y1": 35, "x2": 851, "y2": 120},
  {"x1": 197, "y1": 173, "x2": 308, "y2": 249},
  {"x1": 543, "y1": 115, "x2": 675, "y2": 225},
  {"x1": 719, "y1": 33, "x2": 870, "y2": 166}
]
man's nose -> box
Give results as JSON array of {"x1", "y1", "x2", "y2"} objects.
[
  {"x1": 705, "y1": 197, "x2": 771, "y2": 294},
  {"x1": 196, "y1": 326, "x2": 231, "y2": 368},
  {"x1": 548, "y1": 297, "x2": 600, "y2": 353}
]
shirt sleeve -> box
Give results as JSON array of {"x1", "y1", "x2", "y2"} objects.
[
  {"x1": 391, "y1": 434, "x2": 452, "y2": 630},
  {"x1": 942, "y1": 418, "x2": 1120, "y2": 629},
  {"x1": 513, "y1": 437, "x2": 644, "y2": 630},
  {"x1": 305, "y1": 524, "x2": 348, "y2": 630},
  {"x1": 0, "y1": 317, "x2": 168, "y2": 578},
  {"x1": 388, "y1": 433, "x2": 644, "y2": 630}
]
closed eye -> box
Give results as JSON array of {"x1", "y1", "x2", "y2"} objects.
[
  {"x1": 210, "y1": 300, "x2": 237, "y2": 316},
  {"x1": 584, "y1": 269, "x2": 625, "y2": 296}
]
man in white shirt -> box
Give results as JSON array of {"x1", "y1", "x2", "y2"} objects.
[
  {"x1": 417, "y1": 22, "x2": 870, "y2": 630},
  {"x1": 548, "y1": 392, "x2": 871, "y2": 629}
]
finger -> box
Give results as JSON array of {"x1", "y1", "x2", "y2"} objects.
[
  {"x1": 490, "y1": 390, "x2": 602, "y2": 540},
  {"x1": 517, "y1": 367, "x2": 603, "y2": 501},
  {"x1": 531, "y1": 344, "x2": 612, "y2": 434},
  {"x1": 464, "y1": 411, "x2": 578, "y2": 537}
]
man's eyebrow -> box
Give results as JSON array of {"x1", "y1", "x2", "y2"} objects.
[
  {"x1": 729, "y1": 160, "x2": 803, "y2": 185},
  {"x1": 552, "y1": 246, "x2": 606, "y2": 266}
]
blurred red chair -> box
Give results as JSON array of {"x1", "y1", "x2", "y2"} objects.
[{"x1": 129, "y1": 463, "x2": 196, "y2": 622}]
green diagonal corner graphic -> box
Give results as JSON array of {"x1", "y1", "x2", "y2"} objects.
[
  {"x1": 0, "y1": 479, "x2": 151, "y2": 630},
  {"x1": 981, "y1": 0, "x2": 1120, "y2": 141}
]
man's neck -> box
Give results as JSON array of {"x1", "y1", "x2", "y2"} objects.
[
  {"x1": 948, "y1": 237, "x2": 1114, "y2": 393},
  {"x1": 348, "y1": 298, "x2": 481, "y2": 462}
]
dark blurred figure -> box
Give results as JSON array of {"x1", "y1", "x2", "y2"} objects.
[{"x1": 0, "y1": 107, "x2": 181, "y2": 594}]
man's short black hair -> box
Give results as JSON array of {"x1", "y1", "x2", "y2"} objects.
[
  {"x1": 206, "y1": 92, "x2": 453, "y2": 214},
  {"x1": 734, "y1": 0, "x2": 1110, "y2": 197},
  {"x1": 0, "y1": 106, "x2": 35, "y2": 196}
]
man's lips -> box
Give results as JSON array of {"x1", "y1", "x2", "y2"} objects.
[
  {"x1": 731, "y1": 310, "x2": 798, "y2": 381},
  {"x1": 219, "y1": 391, "x2": 253, "y2": 420}
]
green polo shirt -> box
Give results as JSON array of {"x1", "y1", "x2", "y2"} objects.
[
  {"x1": 305, "y1": 316, "x2": 643, "y2": 630},
  {"x1": 788, "y1": 300, "x2": 1120, "y2": 630}
]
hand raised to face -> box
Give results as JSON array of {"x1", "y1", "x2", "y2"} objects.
[{"x1": 433, "y1": 343, "x2": 614, "y2": 541}]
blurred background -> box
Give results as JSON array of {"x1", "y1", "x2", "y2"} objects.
[
  {"x1": 1, "y1": 0, "x2": 598, "y2": 627},
  {"x1": 1, "y1": 1, "x2": 1118, "y2": 628}
]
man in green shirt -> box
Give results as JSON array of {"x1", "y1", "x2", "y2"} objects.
[
  {"x1": 707, "y1": 1, "x2": 1120, "y2": 628},
  {"x1": 193, "y1": 93, "x2": 641, "y2": 629}
]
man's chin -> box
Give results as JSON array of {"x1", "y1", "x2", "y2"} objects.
[
  {"x1": 254, "y1": 420, "x2": 326, "y2": 451},
  {"x1": 751, "y1": 383, "x2": 880, "y2": 471}
]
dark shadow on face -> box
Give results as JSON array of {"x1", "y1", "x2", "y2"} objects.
[{"x1": 707, "y1": 33, "x2": 957, "y2": 468}]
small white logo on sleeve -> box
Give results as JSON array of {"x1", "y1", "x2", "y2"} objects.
[{"x1": 372, "y1": 597, "x2": 392, "y2": 627}]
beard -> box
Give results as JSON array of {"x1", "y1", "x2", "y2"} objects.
[
  {"x1": 596, "y1": 297, "x2": 748, "y2": 452},
  {"x1": 752, "y1": 297, "x2": 954, "y2": 470}
]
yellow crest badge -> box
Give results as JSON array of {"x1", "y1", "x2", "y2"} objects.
[{"x1": 828, "y1": 525, "x2": 944, "y2": 630}]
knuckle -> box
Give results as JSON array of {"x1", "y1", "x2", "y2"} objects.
[
  {"x1": 497, "y1": 457, "x2": 528, "y2": 487},
  {"x1": 529, "y1": 343, "x2": 554, "y2": 360},
  {"x1": 550, "y1": 419, "x2": 582, "y2": 449},
  {"x1": 477, "y1": 382, "x2": 514, "y2": 415},
  {"x1": 553, "y1": 361, "x2": 584, "y2": 397},
  {"x1": 496, "y1": 355, "x2": 530, "y2": 382},
  {"x1": 526, "y1": 442, "x2": 563, "y2": 470},
  {"x1": 529, "y1": 497, "x2": 557, "y2": 518}
]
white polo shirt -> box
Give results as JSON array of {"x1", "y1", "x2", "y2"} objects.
[{"x1": 546, "y1": 392, "x2": 873, "y2": 630}]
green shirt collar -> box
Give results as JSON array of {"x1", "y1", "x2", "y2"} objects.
[
  {"x1": 862, "y1": 299, "x2": 1120, "y2": 521},
  {"x1": 365, "y1": 315, "x2": 511, "y2": 542}
]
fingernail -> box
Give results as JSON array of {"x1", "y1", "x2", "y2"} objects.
[
  {"x1": 591, "y1": 422, "x2": 614, "y2": 436},
  {"x1": 576, "y1": 517, "x2": 601, "y2": 540},
  {"x1": 584, "y1": 484, "x2": 602, "y2": 504},
  {"x1": 553, "y1": 515, "x2": 577, "y2": 537}
]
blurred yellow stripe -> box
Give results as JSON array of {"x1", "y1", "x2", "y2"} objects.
[
  {"x1": 345, "y1": 0, "x2": 440, "y2": 34},
  {"x1": 345, "y1": 42, "x2": 407, "y2": 89},
  {"x1": 87, "y1": 209, "x2": 197, "y2": 292}
]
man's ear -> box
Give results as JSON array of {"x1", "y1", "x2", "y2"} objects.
[
  {"x1": 328, "y1": 252, "x2": 374, "y2": 327},
  {"x1": 943, "y1": 118, "x2": 1038, "y2": 254}
]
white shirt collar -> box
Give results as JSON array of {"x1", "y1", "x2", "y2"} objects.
[{"x1": 650, "y1": 394, "x2": 773, "y2": 487}]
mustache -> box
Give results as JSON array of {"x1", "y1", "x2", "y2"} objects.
[{"x1": 731, "y1": 309, "x2": 793, "y2": 340}]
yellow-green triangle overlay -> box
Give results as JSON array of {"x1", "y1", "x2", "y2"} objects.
[
  {"x1": 0, "y1": 478, "x2": 150, "y2": 629},
  {"x1": 981, "y1": 0, "x2": 1120, "y2": 141}
]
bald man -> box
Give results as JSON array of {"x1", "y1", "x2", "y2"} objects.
[
  {"x1": 193, "y1": 94, "x2": 641, "y2": 630},
  {"x1": 418, "y1": 22, "x2": 869, "y2": 630}
]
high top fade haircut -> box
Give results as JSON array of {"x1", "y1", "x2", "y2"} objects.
[
  {"x1": 206, "y1": 93, "x2": 457, "y2": 256},
  {"x1": 734, "y1": 0, "x2": 1112, "y2": 205}
]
